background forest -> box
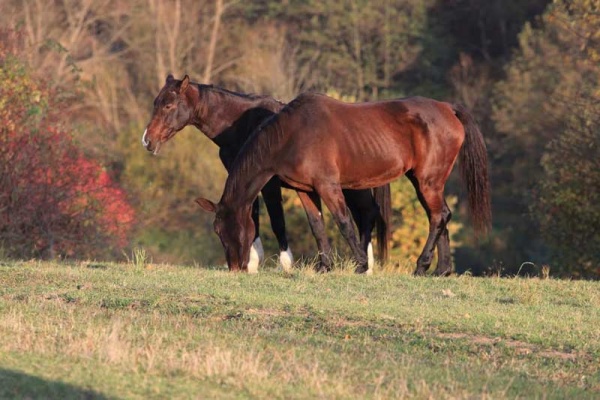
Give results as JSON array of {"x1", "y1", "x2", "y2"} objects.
[{"x1": 0, "y1": 0, "x2": 598, "y2": 278}]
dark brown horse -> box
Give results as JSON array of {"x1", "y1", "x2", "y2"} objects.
[
  {"x1": 196, "y1": 92, "x2": 491, "y2": 275},
  {"x1": 142, "y1": 75, "x2": 391, "y2": 272}
]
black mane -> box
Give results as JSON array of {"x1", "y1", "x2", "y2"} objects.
[{"x1": 198, "y1": 83, "x2": 284, "y2": 105}]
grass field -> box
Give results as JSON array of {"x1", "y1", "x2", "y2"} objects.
[{"x1": 0, "y1": 259, "x2": 598, "y2": 399}]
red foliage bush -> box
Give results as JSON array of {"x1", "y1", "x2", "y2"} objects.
[{"x1": 0, "y1": 29, "x2": 135, "y2": 259}]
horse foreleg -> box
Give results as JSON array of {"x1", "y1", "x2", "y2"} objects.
[
  {"x1": 248, "y1": 199, "x2": 263, "y2": 273},
  {"x1": 317, "y1": 183, "x2": 369, "y2": 273},
  {"x1": 261, "y1": 178, "x2": 293, "y2": 272},
  {"x1": 296, "y1": 191, "x2": 332, "y2": 272}
]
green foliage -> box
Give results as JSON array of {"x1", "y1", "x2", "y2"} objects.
[
  {"x1": 243, "y1": 0, "x2": 434, "y2": 99},
  {"x1": 118, "y1": 125, "x2": 228, "y2": 265},
  {"x1": 491, "y1": 0, "x2": 600, "y2": 275},
  {"x1": 533, "y1": 112, "x2": 600, "y2": 278}
]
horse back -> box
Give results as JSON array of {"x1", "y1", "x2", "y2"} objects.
[{"x1": 274, "y1": 94, "x2": 465, "y2": 189}]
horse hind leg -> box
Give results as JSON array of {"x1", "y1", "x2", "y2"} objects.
[
  {"x1": 434, "y1": 200, "x2": 453, "y2": 276},
  {"x1": 407, "y1": 171, "x2": 448, "y2": 276},
  {"x1": 317, "y1": 183, "x2": 369, "y2": 273}
]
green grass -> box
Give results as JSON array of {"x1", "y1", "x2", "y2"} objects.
[{"x1": 0, "y1": 260, "x2": 598, "y2": 399}]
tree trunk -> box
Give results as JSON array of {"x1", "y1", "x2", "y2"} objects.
[{"x1": 203, "y1": 0, "x2": 224, "y2": 83}]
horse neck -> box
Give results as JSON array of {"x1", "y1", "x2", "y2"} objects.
[
  {"x1": 221, "y1": 166, "x2": 273, "y2": 209},
  {"x1": 191, "y1": 86, "x2": 280, "y2": 142},
  {"x1": 220, "y1": 119, "x2": 287, "y2": 208}
]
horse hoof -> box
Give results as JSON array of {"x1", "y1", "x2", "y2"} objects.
[{"x1": 279, "y1": 247, "x2": 294, "y2": 272}]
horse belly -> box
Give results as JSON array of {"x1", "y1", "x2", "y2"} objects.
[{"x1": 339, "y1": 155, "x2": 407, "y2": 189}]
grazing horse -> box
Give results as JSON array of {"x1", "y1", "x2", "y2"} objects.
[
  {"x1": 142, "y1": 75, "x2": 391, "y2": 272},
  {"x1": 196, "y1": 92, "x2": 491, "y2": 275}
]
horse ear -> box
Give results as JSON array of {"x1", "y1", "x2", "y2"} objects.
[
  {"x1": 166, "y1": 74, "x2": 174, "y2": 83},
  {"x1": 195, "y1": 197, "x2": 217, "y2": 213},
  {"x1": 180, "y1": 75, "x2": 190, "y2": 94}
]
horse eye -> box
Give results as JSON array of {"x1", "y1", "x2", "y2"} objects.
[{"x1": 163, "y1": 103, "x2": 175, "y2": 111}]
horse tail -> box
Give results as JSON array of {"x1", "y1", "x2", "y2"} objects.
[
  {"x1": 373, "y1": 184, "x2": 392, "y2": 263},
  {"x1": 453, "y1": 104, "x2": 492, "y2": 236}
]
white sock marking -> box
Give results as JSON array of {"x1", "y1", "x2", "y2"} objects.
[
  {"x1": 366, "y1": 243, "x2": 374, "y2": 275},
  {"x1": 247, "y1": 248, "x2": 259, "y2": 274},
  {"x1": 247, "y1": 238, "x2": 263, "y2": 274},
  {"x1": 279, "y1": 247, "x2": 294, "y2": 272},
  {"x1": 254, "y1": 237, "x2": 265, "y2": 264}
]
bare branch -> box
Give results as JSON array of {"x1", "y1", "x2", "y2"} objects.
[{"x1": 204, "y1": 0, "x2": 224, "y2": 83}]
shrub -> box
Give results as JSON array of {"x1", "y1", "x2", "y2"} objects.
[{"x1": 0, "y1": 29, "x2": 135, "y2": 260}]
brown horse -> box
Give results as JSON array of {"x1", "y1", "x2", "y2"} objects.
[
  {"x1": 142, "y1": 75, "x2": 391, "y2": 272},
  {"x1": 196, "y1": 92, "x2": 491, "y2": 275}
]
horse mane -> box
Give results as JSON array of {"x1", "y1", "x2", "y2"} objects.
[{"x1": 198, "y1": 83, "x2": 285, "y2": 106}]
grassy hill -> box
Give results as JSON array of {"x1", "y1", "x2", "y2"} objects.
[{"x1": 0, "y1": 260, "x2": 598, "y2": 399}]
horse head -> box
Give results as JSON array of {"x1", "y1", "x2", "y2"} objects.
[
  {"x1": 195, "y1": 197, "x2": 255, "y2": 272},
  {"x1": 142, "y1": 74, "x2": 194, "y2": 155}
]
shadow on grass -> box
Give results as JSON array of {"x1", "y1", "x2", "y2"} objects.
[{"x1": 0, "y1": 368, "x2": 110, "y2": 399}]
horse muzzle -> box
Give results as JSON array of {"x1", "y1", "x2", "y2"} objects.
[{"x1": 142, "y1": 129, "x2": 163, "y2": 155}]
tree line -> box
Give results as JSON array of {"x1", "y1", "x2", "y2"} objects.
[{"x1": 0, "y1": 0, "x2": 598, "y2": 278}]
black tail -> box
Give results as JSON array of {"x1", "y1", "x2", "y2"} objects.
[
  {"x1": 373, "y1": 184, "x2": 391, "y2": 263},
  {"x1": 453, "y1": 104, "x2": 492, "y2": 236}
]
